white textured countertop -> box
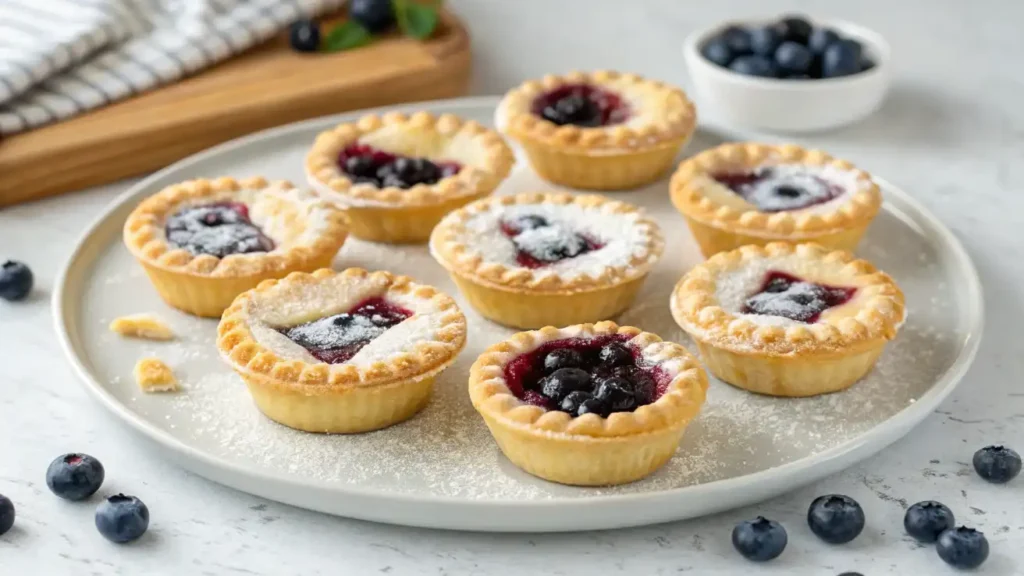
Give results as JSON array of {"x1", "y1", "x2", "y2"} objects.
[{"x1": 2, "y1": 0, "x2": 1022, "y2": 573}]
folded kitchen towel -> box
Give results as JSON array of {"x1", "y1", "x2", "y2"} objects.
[{"x1": 0, "y1": 0, "x2": 344, "y2": 136}]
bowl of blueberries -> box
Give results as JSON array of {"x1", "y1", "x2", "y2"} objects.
[{"x1": 683, "y1": 14, "x2": 890, "y2": 132}]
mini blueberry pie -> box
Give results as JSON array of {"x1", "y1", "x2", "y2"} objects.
[
  {"x1": 305, "y1": 112, "x2": 515, "y2": 243},
  {"x1": 429, "y1": 192, "x2": 664, "y2": 329},
  {"x1": 669, "y1": 143, "x2": 882, "y2": 256},
  {"x1": 124, "y1": 177, "x2": 349, "y2": 318},
  {"x1": 496, "y1": 70, "x2": 696, "y2": 190},
  {"x1": 469, "y1": 321, "x2": 707, "y2": 486},
  {"x1": 217, "y1": 268, "x2": 467, "y2": 433},
  {"x1": 670, "y1": 243, "x2": 905, "y2": 397}
]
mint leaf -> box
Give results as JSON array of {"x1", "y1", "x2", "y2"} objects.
[
  {"x1": 323, "y1": 21, "x2": 372, "y2": 52},
  {"x1": 394, "y1": 1, "x2": 439, "y2": 40}
]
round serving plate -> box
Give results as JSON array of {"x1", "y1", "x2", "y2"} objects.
[{"x1": 54, "y1": 97, "x2": 983, "y2": 532}]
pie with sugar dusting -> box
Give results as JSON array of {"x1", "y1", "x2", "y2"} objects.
[{"x1": 670, "y1": 242, "x2": 905, "y2": 397}]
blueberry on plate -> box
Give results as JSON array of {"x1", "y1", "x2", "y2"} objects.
[
  {"x1": 807, "y1": 494, "x2": 865, "y2": 544},
  {"x1": 701, "y1": 38, "x2": 733, "y2": 68},
  {"x1": 808, "y1": 28, "x2": 840, "y2": 54},
  {"x1": 904, "y1": 501, "x2": 955, "y2": 543},
  {"x1": 46, "y1": 453, "x2": 105, "y2": 501},
  {"x1": 936, "y1": 526, "x2": 989, "y2": 569},
  {"x1": 729, "y1": 55, "x2": 777, "y2": 78},
  {"x1": 749, "y1": 26, "x2": 782, "y2": 57},
  {"x1": 0, "y1": 495, "x2": 14, "y2": 536},
  {"x1": 289, "y1": 20, "x2": 320, "y2": 52},
  {"x1": 732, "y1": 516, "x2": 787, "y2": 561},
  {"x1": 0, "y1": 260, "x2": 33, "y2": 302},
  {"x1": 349, "y1": 0, "x2": 395, "y2": 33},
  {"x1": 95, "y1": 494, "x2": 149, "y2": 544},
  {"x1": 973, "y1": 445, "x2": 1021, "y2": 483},
  {"x1": 776, "y1": 15, "x2": 814, "y2": 44},
  {"x1": 822, "y1": 39, "x2": 863, "y2": 78},
  {"x1": 774, "y1": 41, "x2": 812, "y2": 74},
  {"x1": 720, "y1": 25, "x2": 753, "y2": 55}
]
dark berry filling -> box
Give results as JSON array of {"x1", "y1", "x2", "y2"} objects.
[
  {"x1": 165, "y1": 202, "x2": 274, "y2": 258},
  {"x1": 502, "y1": 335, "x2": 668, "y2": 418},
  {"x1": 713, "y1": 167, "x2": 843, "y2": 212},
  {"x1": 280, "y1": 297, "x2": 412, "y2": 364},
  {"x1": 531, "y1": 83, "x2": 630, "y2": 127},
  {"x1": 499, "y1": 214, "x2": 603, "y2": 269},
  {"x1": 743, "y1": 271, "x2": 856, "y2": 323},
  {"x1": 338, "y1": 144, "x2": 461, "y2": 189}
]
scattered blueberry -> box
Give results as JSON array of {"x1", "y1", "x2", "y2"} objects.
[
  {"x1": 729, "y1": 55, "x2": 777, "y2": 78},
  {"x1": 0, "y1": 495, "x2": 14, "y2": 536},
  {"x1": 701, "y1": 38, "x2": 733, "y2": 67},
  {"x1": 95, "y1": 494, "x2": 149, "y2": 544},
  {"x1": 822, "y1": 39, "x2": 863, "y2": 78},
  {"x1": 774, "y1": 41, "x2": 812, "y2": 74},
  {"x1": 807, "y1": 494, "x2": 865, "y2": 544},
  {"x1": 349, "y1": 0, "x2": 394, "y2": 33},
  {"x1": 904, "y1": 501, "x2": 956, "y2": 543},
  {"x1": 732, "y1": 516, "x2": 787, "y2": 562},
  {"x1": 46, "y1": 453, "x2": 105, "y2": 501},
  {"x1": 0, "y1": 260, "x2": 33, "y2": 301},
  {"x1": 749, "y1": 26, "x2": 782, "y2": 57},
  {"x1": 720, "y1": 26, "x2": 753, "y2": 55},
  {"x1": 289, "y1": 20, "x2": 320, "y2": 52},
  {"x1": 936, "y1": 526, "x2": 989, "y2": 569},
  {"x1": 776, "y1": 15, "x2": 813, "y2": 44},
  {"x1": 808, "y1": 28, "x2": 840, "y2": 54},
  {"x1": 973, "y1": 445, "x2": 1021, "y2": 483}
]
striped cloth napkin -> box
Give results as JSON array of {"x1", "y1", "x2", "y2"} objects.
[{"x1": 0, "y1": 0, "x2": 344, "y2": 136}]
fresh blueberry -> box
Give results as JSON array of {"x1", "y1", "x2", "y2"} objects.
[
  {"x1": 0, "y1": 260, "x2": 33, "y2": 302},
  {"x1": 749, "y1": 26, "x2": 782, "y2": 57},
  {"x1": 973, "y1": 445, "x2": 1022, "y2": 483},
  {"x1": 598, "y1": 342, "x2": 632, "y2": 368},
  {"x1": 729, "y1": 55, "x2": 777, "y2": 78},
  {"x1": 543, "y1": 349, "x2": 583, "y2": 373},
  {"x1": 838, "y1": 573, "x2": 864, "y2": 576},
  {"x1": 594, "y1": 376, "x2": 637, "y2": 412},
  {"x1": 46, "y1": 453, "x2": 105, "y2": 501},
  {"x1": 904, "y1": 501, "x2": 956, "y2": 543},
  {"x1": 807, "y1": 494, "x2": 865, "y2": 544},
  {"x1": 289, "y1": 20, "x2": 320, "y2": 53},
  {"x1": 776, "y1": 15, "x2": 814, "y2": 44},
  {"x1": 349, "y1": 0, "x2": 394, "y2": 33},
  {"x1": 0, "y1": 495, "x2": 14, "y2": 536},
  {"x1": 774, "y1": 41, "x2": 812, "y2": 75},
  {"x1": 540, "y1": 368, "x2": 590, "y2": 403},
  {"x1": 936, "y1": 526, "x2": 989, "y2": 569},
  {"x1": 732, "y1": 516, "x2": 787, "y2": 561},
  {"x1": 808, "y1": 28, "x2": 840, "y2": 54},
  {"x1": 701, "y1": 38, "x2": 733, "y2": 68},
  {"x1": 560, "y1": 391, "x2": 602, "y2": 417},
  {"x1": 95, "y1": 494, "x2": 149, "y2": 544},
  {"x1": 822, "y1": 39, "x2": 863, "y2": 78},
  {"x1": 720, "y1": 26, "x2": 753, "y2": 55}
]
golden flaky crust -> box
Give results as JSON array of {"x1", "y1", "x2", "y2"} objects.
[
  {"x1": 305, "y1": 112, "x2": 515, "y2": 207},
  {"x1": 670, "y1": 243, "x2": 905, "y2": 358},
  {"x1": 498, "y1": 70, "x2": 696, "y2": 152},
  {"x1": 429, "y1": 192, "x2": 664, "y2": 293},
  {"x1": 670, "y1": 143, "x2": 882, "y2": 240}
]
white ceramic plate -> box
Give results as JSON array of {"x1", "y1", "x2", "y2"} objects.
[{"x1": 54, "y1": 97, "x2": 983, "y2": 532}]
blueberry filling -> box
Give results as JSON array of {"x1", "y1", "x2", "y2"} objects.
[
  {"x1": 530, "y1": 83, "x2": 630, "y2": 127},
  {"x1": 713, "y1": 167, "x2": 844, "y2": 212},
  {"x1": 165, "y1": 202, "x2": 274, "y2": 258},
  {"x1": 502, "y1": 335, "x2": 667, "y2": 418},
  {"x1": 499, "y1": 214, "x2": 603, "y2": 269},
  {"x1": 280, "y1": 297, "x2": 412, "y2": 364},
  {"x1": 338, "y1": 144, "x2": 461, "y2": 189},
  {"x1": 743, "y1": 271, "x2": 856, "y2": 323}
]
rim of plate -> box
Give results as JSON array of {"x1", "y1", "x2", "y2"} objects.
[{"x1": 53, "y1": 96, "x2": 984, "y2": 513}]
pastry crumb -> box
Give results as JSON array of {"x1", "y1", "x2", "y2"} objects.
[
  {"x1": 110, "y1": 314, "x2": 175, "y2": 341},
  {"x1": 133, "y1": 358, "x2": 178, "y2": 393}
]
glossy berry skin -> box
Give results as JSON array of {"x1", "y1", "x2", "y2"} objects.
[
  {"x1": 46, "y1": 453, "x2": 105, "y2": 501},
  {"x1": 807, "y1": 494, "x2": 865, "y2": 544},
  {"x1": 594, "y1": 376, "x2": 637, "y2": 412},
  {"x1": 732, "y1": 517, "x2": 787, "y2": 562},
  {"x1": 0, "y1": 260, "x2": 33, "y2": 301},
  {"x1": 543, "y1": 349, "x2": 583, "y2": 372},
  {"x1": 777, "y1": 15, "x2": 813, "y2": 44},
  {"x1": 95, "y1": 494, "x2": 149, "y2": 544},
  {"x1": 936, "y1": 527, "x2": 989, "y2": 569},
  {"x1": 749, "y1": 26, "x2": 782, "y2": 57},
  {"x1": 808, "y1": 28, "x2": 840, "y2": 54},
  {"x1": 349, "y1": 0, "x2": 395, "y2": 33},
  {"x1": 0, "y1": 495, "x2": 14, "y2": 536},
  {"x1": 822, "y1": 39, "x2": 863, "y2": 78},
  {"x1": 540, "y1": 368, "x2": 591, "y2": 403},
  {"x1": 973, "y1": 445, "x2": 1021, "y2": 483},
  {"x1": 774, "y1": 41, "x2": 812, "y2": 75},
  {"x1": 720, "y1": 26, "x2": 753, "y2": 55},
  {"x1": 560, "y1": 391, "x2": 608, "y2": 417},
  {"x1": 729, "y1": 55, "x2": 776, "y2": 78},
  {"x1": 904, "y1": 501, "x2": 955, "y2": 543},
  {"x1": 598, "y1": 342, "x2": 632, "y2": 368},
  {"x1": 701, "y1": 38, "x2": 733, "y2": 67},
  {"x1": 289, "y1": 20, "x2": 320, "y2": 52}
]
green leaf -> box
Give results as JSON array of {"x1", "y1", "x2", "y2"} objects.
[
  {"x1": 323, "y1": 21, "x2": 372, "y2": 52},
  {"x1": 394, "y1": 0, "x2": 439, "y2": 40}
]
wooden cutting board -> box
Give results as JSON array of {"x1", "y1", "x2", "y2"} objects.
[{"x1": 0, "y1": 11, "x2": 471, "y2": 208}]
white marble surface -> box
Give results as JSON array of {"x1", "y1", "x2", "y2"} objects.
[{"x1": 1, "y1": 0, "x2": 1022, "y2": 573}]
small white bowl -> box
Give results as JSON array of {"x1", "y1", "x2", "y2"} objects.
[{"x1": 683, "y1": 19, "x2": 891, "y2": 133}]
